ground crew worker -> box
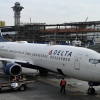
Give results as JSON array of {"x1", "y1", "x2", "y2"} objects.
[
  {"x1": 60, "y1": 77, "x2": 66, "y2": 94},
  {"x1": 19, "y1": 75, "x2": 22, "y2": 80},
  {"x1": 13, "y1": 76, "x2": 17, "y2": 81},
  {"x1": 13, "y1": 76, "x2": 19, "y2": 81},
  {"x1": 16, "y1": 76, "x2": 19, "y2": 81}
]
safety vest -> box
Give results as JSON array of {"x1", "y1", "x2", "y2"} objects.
[{"x1": 61, "y1": 79, "x2": 66, "y2": 86}]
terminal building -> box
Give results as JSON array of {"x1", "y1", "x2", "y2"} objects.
[
  {"x1": 1, "y1": 21, "x2": 100, "y2": 52},
  {"x1": 1, "y1": 21, "x2": 100, "y2": 43},
  {"x1": 0, "y1": 22, "x2": 45, "y2": 42}
]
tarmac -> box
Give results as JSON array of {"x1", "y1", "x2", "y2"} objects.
[{"x1": 0, "y1": 67, "x2": 100, "y2": 100}]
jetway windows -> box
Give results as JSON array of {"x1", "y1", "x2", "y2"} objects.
[{"x1": 89, "y1": 59, "x2": 100, "y2": 64}]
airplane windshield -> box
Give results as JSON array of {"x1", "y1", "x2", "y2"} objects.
[{"x1": 89, "y1": 59, "x2": 100, "y2": 64}]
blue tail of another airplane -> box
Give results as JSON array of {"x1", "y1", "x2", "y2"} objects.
[
  {"x1": 91, "y1": 37, "x2": 95, "y2": 45},
  {"x1": 0, "y1": 32, "x2": 8, "y2": 42}
]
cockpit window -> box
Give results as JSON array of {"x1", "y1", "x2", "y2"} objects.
[
  {"x1": 94, "y1": 59, "x2": 99, "y2": 64},
  {"x1": 89, "y1": 59, "x2": 100, "y2": 64},
  {"x1": 89, "y1": 59, "x2": 94, "y2": 64}
]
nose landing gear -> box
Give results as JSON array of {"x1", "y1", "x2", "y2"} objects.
[
  {"x1": 87, "y1": 82, "x2": 100, "y2": 95},
  {"x1": 87, "y1": 86, "x2": 95, "y2": 95}
]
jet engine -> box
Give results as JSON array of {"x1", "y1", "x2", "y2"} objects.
[{"x1": 2, "y1": 62, "x2": 22, "y2": 76}]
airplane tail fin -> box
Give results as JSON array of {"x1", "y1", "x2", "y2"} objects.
[
  {"x1": 0, "y1": 31, "x2": 8, "y2": 42},
  {"x1": 91, "y1": 37, "x2": 95, "y2": 45}
]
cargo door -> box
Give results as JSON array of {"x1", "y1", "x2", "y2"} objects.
[{"x1": 74, "y1": 54, "x2": 82, "y2": 70}]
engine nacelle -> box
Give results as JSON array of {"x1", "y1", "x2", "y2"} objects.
[{"x1": 2, "y1": 62, "x2": 22, "y2": 76}]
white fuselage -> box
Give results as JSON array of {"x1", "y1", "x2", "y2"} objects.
[{"x1": 0, "y1": 42, "x2": 100, "y2": 82}]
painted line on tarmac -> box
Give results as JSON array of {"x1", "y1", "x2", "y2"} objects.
[{"x1": 66, "y1": 93, "x2": 87, "y2": 96}]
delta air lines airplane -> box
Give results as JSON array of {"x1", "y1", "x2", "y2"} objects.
[{"x1": 0, "y1": 33, "x2": 100, "y2": 94}]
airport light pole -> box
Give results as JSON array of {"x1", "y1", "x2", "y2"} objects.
[{"x1": 30, "y1": 17, "x2": 31, "y2": 23}]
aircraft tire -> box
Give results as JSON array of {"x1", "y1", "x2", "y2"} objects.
[
  {"x1": 91, "y1": 88, "x2": 95, "y2": 94},
  {"x1": 88, "y1": 88, "x2": 95, "y2": 95},
  {"x1": 19, "y1": 84, "x2": 26, "y2": 91}
]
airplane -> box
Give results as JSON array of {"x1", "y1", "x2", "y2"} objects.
[{"x1": 0, "y1": 33, "x2": 100, "y2": 94}]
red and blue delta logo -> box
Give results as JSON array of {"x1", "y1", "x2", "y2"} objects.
[
  {"x1": 48, "y1": 50, "x2": 53, "y2": 55},
  {"x1": 48, "y1": 50, "x2": 72, "y2": 57}
]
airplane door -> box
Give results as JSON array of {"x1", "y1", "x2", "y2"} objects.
[{"x1": 74, "y1": 54, "x2": 82, "y2": 70}]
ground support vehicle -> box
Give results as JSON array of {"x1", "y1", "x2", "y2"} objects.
[{"x1": 0, "y1": 79, "x2": 37, "y2": 92}]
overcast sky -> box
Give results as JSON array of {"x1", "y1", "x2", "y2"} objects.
[{"x1": 0, "y1": 0, "x2": 100, "y2": 26}]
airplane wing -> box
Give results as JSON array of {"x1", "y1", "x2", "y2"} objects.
[{"x1": 0, "y1": 57, "x2": 33, "y2": 64}]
